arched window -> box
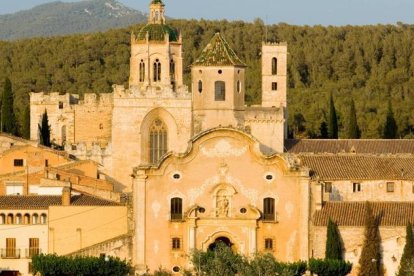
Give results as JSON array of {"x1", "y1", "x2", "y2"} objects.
[
  {"x1": 153, "y1": 59, "x2": 161, "y2": 82},
  {"x1": 15, "y1": 214, "x2": 22, "y2": 224},
  {"x1": 170, "y1": 59, "x2": 175, "y2": 79},
  {"x1": 170, "y1": 197, "x2": 183, "y2": 221},
  {"x1": 24, "y1": 214, "x2": 30, "y2": 224},
  {"x1": 6, "y1": 214, "x2": 13, "y2": 224},
  {"x1": 139, "y1": 60, "x2": 145, "y2": 82},
  {"x1": 149, "y1": 119, "x2": 168, "y2": 164},
  {"x1": 215, "y1": 81, "x2": 226, "y2": 101},
  {"x1": 40, "y1": 214, "x2": 47, "y2": 224},
  {"x1": 0, "y1": 214, "x2": 5, "y2": 224},
  {"x1": 272, "y1": 57, "x2": 277, "y2": 75},
  {"x1": 32, "y1": 214, "x2": 39, "y2": 224},
  {"x1": 263, "y1": 197, "x2": 275, "y2": 221},
  {"x1": 198, "y1": 80, "x2": 203, "y2": 93}
]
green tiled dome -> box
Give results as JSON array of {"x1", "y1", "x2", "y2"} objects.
[{"x1": 137, "y1": 24, "x2": 178, "y2": 42}]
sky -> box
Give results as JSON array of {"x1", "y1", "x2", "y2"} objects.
[{"x1": 0, "y1": 0, "x2": 414, "y2": 26}]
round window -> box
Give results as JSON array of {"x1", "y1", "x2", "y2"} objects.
[
  {"x1": 172, "y1": 266, "x2": 180, "y2": 273},
  {"x1": 173, "y1": 173, "x2": 181, "y2": 180},
  {"x1": 198, "y1": 207, "x2": 206, "y2": 213},
  {"x1": 266, "y1": 174, "x2": 273, "y2": 180},
  {"x1": 218, "y1": 69, "x2": 223, "y2": 74},
  {"x1": 240, "y1": 208, "x2": 247, "y2": 214}
]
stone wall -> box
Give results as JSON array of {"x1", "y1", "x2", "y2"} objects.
[{"x1": 312, "y1": 226, "x2": 405, "y2": 276}]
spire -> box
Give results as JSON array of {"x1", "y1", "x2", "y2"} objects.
[
  {"x1": 192, "y1": 33, "x2": 246, "y2": 67},
  {"x1": 149, "y1": 0, "x2": 165, "y2": 24}
]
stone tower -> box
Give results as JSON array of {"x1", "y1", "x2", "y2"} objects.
[
  {"x1": 129, "y1": 0, "x2": 183, "y2": 90},
  {"x1": 191, "y1": 33, "x2": 247, "y2": 133},
  {"x1": 261, "y1": 42, "x2": 288, "y2": 137}
]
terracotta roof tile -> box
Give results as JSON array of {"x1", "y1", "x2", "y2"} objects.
[
  {"x1": 314, "y1": 201, "x2": 414, "y2": 226},
  {"x1": 0, "y1": 195, "x2": 120, "y2": 209},
  {"x1": 300, "y1": 155, "x2": 414, "y2": 180},
  {"x1": 285, "y1": 139, "x2": 414, "y2": 154}
]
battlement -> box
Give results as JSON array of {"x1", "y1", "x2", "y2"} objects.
[
  {"x1": 113, "y1": 84, "x2": 190, "y2": 100},
  {"x1": 79, "y1": 93, "x2": 113, "y2": 107},
  {"x1": 30, "y1": 92, "x2": 79, "y2": 105},
  {"x1": 262, "y1": 41, "x2": 288, "y2": 46}
]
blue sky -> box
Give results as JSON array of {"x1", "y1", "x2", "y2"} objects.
[{"x1": 1, "y1": 0, "x2": 413, "y2": 26}]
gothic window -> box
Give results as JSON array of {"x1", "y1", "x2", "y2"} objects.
[
  {"x1": 263, "y1": 197, "x2": 275, "y2": 221},
  {"x1": 198, "y1": 80, "x2": 203, "y2": 93},
  {"x1": 153, "y1": 59, "x2": 161, "y2": 82},
  {"x1": 170, "y1": 59, "x2": 175, "y2": 79},
  {"x1": 149, "y1": 119, "x2": 168, "y2": 164},
  {"x1": 272, "y1": 57, "x2": 277, "y2": 75},
  {"x1": 139, "y1": 60, "x2": 145, "y2": 82},
  {"x1": 215, "y1": 81, "x2": 226, "y2": 101},
  {"x1": 170, "y1": 197, "x2": 183, "y2": 221}
]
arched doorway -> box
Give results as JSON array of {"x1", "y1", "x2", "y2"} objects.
[{"x1": 208, "y1": 236, "x2": 233, "y2": 251}]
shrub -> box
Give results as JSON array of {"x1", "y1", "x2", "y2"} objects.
[{"x1": 308, "y1": 258, "x2": 352, "y2": 276}]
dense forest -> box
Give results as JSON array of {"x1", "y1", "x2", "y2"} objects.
[{"x1": 0, "y1": 19, "x2": 414, "y2": 139}]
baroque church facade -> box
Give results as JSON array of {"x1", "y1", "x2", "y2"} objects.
[{"x1": 28, "y1": 1, "x2": 414, "y2": 275}]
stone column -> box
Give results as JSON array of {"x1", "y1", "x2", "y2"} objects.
[{"x1": 133, "y1": 170, "x2": 147, "y2": 272}]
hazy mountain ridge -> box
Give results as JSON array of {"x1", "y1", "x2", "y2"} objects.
[{"x1": 0, "y1": 0, "x2": 146, "y2": 40}]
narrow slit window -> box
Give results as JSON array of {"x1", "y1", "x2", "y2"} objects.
[
  {"x1": 272, "y1": 57, "x2": 277, "y2": 75},
  {"x1": 198, "y1": 80, "x2": 203, "y2": 93},
  {"x1": 153, "y1": 59, "x2": 161, "y2": 82},
  {"x1": 170, "y1": 59, "x2": 175, "y2": 79},
  {"x1": 139, "y1": 60, "x2": 145, "y2": 82}
]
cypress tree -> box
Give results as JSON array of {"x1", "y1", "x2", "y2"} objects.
[
  {"x1": 325, "y1": 218, "x2": 343, "y2": 260},
  {"x1": 1, "y1": 78, "x2": 17, "y2": 135},
  {"x1": 358, "y1": 202, "x2": 382, "y2": 276},
  {"x1": 383, "y1": 101, "x2": 398, "y2": 139},
  {"x1": 320, "y1": 121, "x2": 329, "y2": 138},
  {"x1": 397, "y1": 223, "x2": 414, "y2": 276},
  {"x1": 328, "y1": 92, "x2": 338, "y2": 139},
  {"x1": 38, "y1": 109, "x2": 51, "y2": 147},
  {"x1": 347, "y1": 99, "x2": 360, "y2": 139},
  {"x1": 22, "y1": 105, "x2": 31, "y2": 139}
]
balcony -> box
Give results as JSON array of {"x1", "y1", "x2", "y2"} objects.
[
  {"x1": 25, "y1": 248, "x2": 41, "y2": 258},
  {"x1": 1, "y1": 248, "x2": 21, "y2": 259}
]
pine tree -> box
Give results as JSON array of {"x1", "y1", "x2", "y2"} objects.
[
  {"x1": 1, "y1": 78, "x2": 17, "y2": 135},
  {"x1": 398, "y1": 223, "x2": 414, "y2": 276},
  {"x1": 358, "y1": 202, "x2": 382, "y2": 276},
  {"x1": 325, "y1": 218, "x2": 343, "y2": 260},
  {"x1": 38, "y1": 109, "x2": 51, "y2": 147},
  {"x1": 347, "y1": 99, "x2": 360, "y2": 139},
  {"x1": 383, "y1": 101, "x2": 398, "y2": 139},
  {"x1": 22, "y1": 105, "x2": 31, "y2": 139},
  {"x1": 328, "y1": 92, "x2": 338, "y2": 139}
]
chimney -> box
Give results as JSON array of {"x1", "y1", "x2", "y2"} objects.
[{"x1": 62, "y1": 187, "x2": 71, "y2": 206}]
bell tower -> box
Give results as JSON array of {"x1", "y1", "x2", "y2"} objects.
[{"x1": 129, "y1": 0, "x2": 183, "y2": 90}]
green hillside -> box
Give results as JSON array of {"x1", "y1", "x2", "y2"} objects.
[{"x1": 0, "y1": 19, "x2": 413, "y2": 139}]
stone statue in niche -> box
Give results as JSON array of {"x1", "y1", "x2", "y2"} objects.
[{"x1": 216, "y1": 194, "x2": 230, "y2": 217}]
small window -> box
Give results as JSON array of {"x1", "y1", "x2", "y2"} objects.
[
  {"x1": 45, "y1": 159, "x2": 49, "y2": 167},
  {"x1": 272, "y1": 82, "x2": 278, "y2": 91},
  {"x1": 99, "y1": 123, "x2": 103, "y2": 130},
  {"x1": 170, "y1": 59, "x2": 175, "y2": 79},
  {"x1": 265, "y1": 238, "x2": 273, "y2": 250},
  {"x1": 14, "y1": 159, "x2": 24, "y2": 167},
  {"x1": 215, "y1": 81, "x2": 226, "y2": 101},
  {"x1": 263, "y1": 198, "x2": 275, "y2": 221},
  {"x1": 387, "y1": 182, "x2": 395, "y2": 193},
  {"x1": 198, "y1": 80, "x2": 203, "y2": 93},
  {"x1": 56, "y1": 174, "x2": 61, "y2": 180},
  {"x1": 40, "y1": 214, "x2": 47, "y2": 224},
  {"x1": 325, "y1": 182, "x2": 332, "y2": 193},
  {"x1": 353, "y1": 182, "x2": 361, "y2": 193},
  {"x1": 172, "y1": 237, "x2": 181, "y2": 250},
  {"x1": 0, "y1": 214, "x2": 5, "y2": 224},
  {"x1": 237, "y1": 80, "x2": 241, "y2": 93},
  {"x1": 139, "y1": 60, "x2": 145, "y2": 82},
  {"x1": 172, "y1": 266, "x2": 180, "y2": 273},
  {"x1": 170, "y1": 198, "x2": 183, "y2": 221},
  {"x1": 59, "y1": 102, "x2": 64, "y2": 109},
  {"x1": 71, "y1": 144, "x2": 77, "y2": 151}
]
